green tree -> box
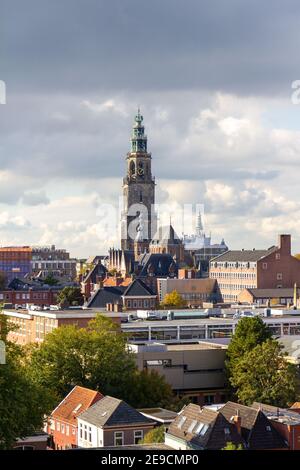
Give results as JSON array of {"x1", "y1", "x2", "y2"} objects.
[
  {"x1": 222, "y1": 442, "x2": 243, "y2": 450},
  {"x1": 43, "y1": 273, "x2": 59, "y2": 286},
  {"x1": 230, "y1": 339, "x2": 298, "y2": 407},
  {"x1": 161, "y1": 290, "x2": 186, "y2": 308},
  {"x1": 141, "y1": 426, "x2": 165, "y2": 444},
  {"x1": 56, "y1": 286, "x2": 84, "y2": 307},
  {"x1": 0, "y1": 314, "x2": 55, "y2": 449},
  {"x1": 129, "y1": 369, "x2": 174, "y2": 409},
  {"x1": 26, "y1": 315, "x2": 176, "y2": 409},
  {"x1": 226, "y1": 317, "x2": 272, "y2": 376},
  {"x1": 27, "y1": 315, "x2": 136, "y2": 400},
  {"x1": 0, "y1": 271, "x2": 7, "y2": 290}
]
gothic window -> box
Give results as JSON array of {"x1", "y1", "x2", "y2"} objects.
[
  {"x1": 140, "y1": 191, "x2": 143, "y2": 202},
  {"x1": 130, "y1": 160, "x2": 136, "y2": 176}
]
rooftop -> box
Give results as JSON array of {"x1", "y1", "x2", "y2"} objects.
[
  {"x1": 51, "y1": 386, "x2": 103, "y2": 424},
  {"x1": 78, "y1": 395, "x2": 154, "y2": 428},
  {"x1": 211, "y1": 248, "x2": 275, "y2": 263}
]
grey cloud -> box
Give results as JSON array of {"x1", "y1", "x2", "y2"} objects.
[
  {"x1": 22, "y1": 190, "x2": 50, "y2": 206},
  {"x1": 2, "y1": 0, "x2": 300, "y2": 97}
]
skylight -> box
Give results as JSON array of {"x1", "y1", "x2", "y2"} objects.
[
  {"x1": 177, "y1": 416, "x2": 187, "y2": 429},
  {"x1": 188, "y1": 420, "x2": 198, "y2": 433},
  {"x1": 73, "y1": 403, "x2": 82, "y2": 413}
]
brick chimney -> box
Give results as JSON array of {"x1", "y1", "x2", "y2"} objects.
[
  {"x1": 278, "y1": 234, "x2": 291, "y2": 255},
  {"x1": 232, "y1": 411, "x2": 242, "y2": 435}
]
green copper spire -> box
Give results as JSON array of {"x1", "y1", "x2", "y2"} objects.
[{"x1": 131, "y1": 108, "x2": 147, "y2": 153}]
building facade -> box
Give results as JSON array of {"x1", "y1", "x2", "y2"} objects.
[
  {"x1": 77, "y1": 396, "x2": 155, "y2": 448},
  {"x1": 47, "y1": 386, "x2": 103, "y2": 450},
  {"x1": 157, "y1": 277, "x2": 221, "y2": 307},
  {"x1": 31, "y1": 245, "x2": 77, "y2": 281},
  {"x1": 131, "y1": 342, "x2": 228, "y2": 405},
  {"x1": 209, "y1": 234, "x2": 300, "y2": 302},
  {"x1": 0, "y1": 246, "x2": 32, "y2": 283}
]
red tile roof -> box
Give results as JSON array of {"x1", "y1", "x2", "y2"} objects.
[{"x1": 51, "y1": 386, "x2": 103, "y2": 424}]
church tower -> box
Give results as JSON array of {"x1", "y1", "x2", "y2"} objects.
[{"x1": 121, "y1": 110, "x2": 156, "y2": 252}]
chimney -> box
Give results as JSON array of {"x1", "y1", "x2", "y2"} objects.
[
  {"x1": 278, "y1": 234, "x2": 291, "y2": 255},
  {"x1": 233, "y1": 410, "x2": 242, "y2": 435}
]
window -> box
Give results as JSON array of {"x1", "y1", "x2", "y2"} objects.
[
  {"x1": 88, "y1": 427, "x2": 92, "y2": 443},
  {"x1": 134, "y1": 430, "x2": 143, "y2": 444},
  {"x1": 204, "y1": 395, "x2": 215, "y2": 405},
  {"x1": 276, "y1": 253, "x2": 281, "y2": 260},
  {"x1": 61, "y1": 424, "x2": 65, "y2": 434},
  {"x1": 79, "y1": 423, "x2": 83, "y2": 439},
  {"x1": 66, "y1": 425, "x2": 69, "y2": 436},
  {"x1": 262, "y1": 263, "x2": 268, "y2": 270},
  {"x1": 277, "y1": 273, "x2": 283, "y2": 280},
  {"x1": 114, "y1": 431, "x2": 124, "y2": 446},
  {"x1": 56, "y1": 422, "x2": 60, "y2": 432}
]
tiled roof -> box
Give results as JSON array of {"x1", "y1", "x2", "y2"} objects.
[
  {"x1": 87, "y1": 286, "x2": 126, "y2": 308},
  {"x1": 244, "y1": 288, "x2": 298, "y2": 298},
  {"x1": 167, "y1": 404, "x2": 243, "y2": 450},
  {"x1": 83, "y1": 262, "x2": 107, "y2": 284},
  {"x1": 51, "y1": 386, "x2": 103, "y2": 425},
  {"x1": 122, "y1": 278, "x2": 156, "y2": 297},
  {"x1": 78, "y1": 396, "x2": 154, "y2": 428},
  {"x1": 138, "y1": 253, "x2": 176, "y2": 277},
  {"x1": 221, "y1": 402, "x2": 287, "y2": 450},
  {"x1": 167, "y1": 401, "x2": 288, "y2": 450},
  {"x1": 150, "y1": 225, "x2": 182, "y2": 245},
  {"x1": 211, "y1": 248, "x2": 276, "y2": 263}
]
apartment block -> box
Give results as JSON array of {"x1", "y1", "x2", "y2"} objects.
[{"x1": 209, "y1": 234, "x2": 300, "y2": 302}]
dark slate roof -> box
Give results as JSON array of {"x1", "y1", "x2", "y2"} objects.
[
  {"x1": 220, "y1": 402, "x2": 287, "y2": 450},
  {"x1": 138, "y1": 253, "x2": 176, "y2": 277},
  {"x1": 122, "y1": 278, "x2": 156, "y2": 297},
  {"x1": 150, "y1": 225, "x2": 182, "y2": 245},
  {"x1": 83, "y1": 262, "x2": 107, "y2": 284},
  {"x1": 245, "y1": 288, "x2": 298, "y2": 298},
  {"x1": 211, "y1": 248, "x2": 276, "y2": 263},
  {"x1": 87, "y1": 286, "x2": 126, "y2": 308},
  {"x1": 167, "y1": 401, "x2": 287, "y2": 450},
  {"x1": 78, "y1": 396, "x2": 154, "y2": 428},
  {"x1": 167, "y1": 404, "x2": 243, "y2": 450}
]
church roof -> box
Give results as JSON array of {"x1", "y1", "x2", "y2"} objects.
[
  {"x1": 150, "y1": 225, "x2": 182, "y2": 246},
  {"x1": 86, "y1": 286, "x2": 126, "y2": 308},
  {"x1": 122, "y1": 278, "x2": 156, "y2": 297},
  {"x1": 138, "y1": 253, "x2": 177, "y2": 277}
]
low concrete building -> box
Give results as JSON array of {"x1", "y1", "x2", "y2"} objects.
[{"x1": 130, "y1": 341, "x2": 228, "y2": 405}]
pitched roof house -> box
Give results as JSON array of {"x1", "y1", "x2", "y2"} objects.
[
  {"x1": 122, "y1": 278, "x2": 157, "y2": 310},
  {"x1": 47, "y1": 386, "x2": 103, "y2": 450},
  {"x1": 165, "y1": 402, "x2": 288, "y2": 450},
  {"x1": 77, "y1": 396, "x2": 155, "y2": 448}
]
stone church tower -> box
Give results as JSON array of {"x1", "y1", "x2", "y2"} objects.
[{"x1": 121, "y1": 110, "x2": 157, "y2": 252}]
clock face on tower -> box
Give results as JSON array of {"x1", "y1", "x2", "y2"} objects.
[{"x1": 137, "y1": 166, "x2": 144, "y2": 176}]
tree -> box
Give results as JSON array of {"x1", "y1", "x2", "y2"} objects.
[
  {"x1": 0, "y1": 271, "x2": 7, "y2": 290},
  {"x1": 128, "y1": 369, "x2": 174, "y2": 409},
  {"x1": 43, "y1": 273, "x2": 59, "y2": 286},
  {"x1": 226, "y1": 317, "x2": 272, "y2": 376},
  {"x1": 0, "y1": 314, "x2": 55, "y2": 449},
  {"x1": 56, "y1": 286, "x2": 84, "y2": 307},
  {"x1": 141, "y1": 426, "x2": 165, "y2": 444},
  {"x1": 26, "y1": 315, "x2": 176, "y2": 409},
  {"x1": 26, "y1": 315, "x2": 136, "y2": 400},
  {"x1": 161, "y1": 290, "x2": 186, "y2": 308},
  {"x1": 222, "y1": 442, "x2": 243, "y2": 450},
  {"x1": 229, "y1": 339, "x2": 298, "y2": 407}
]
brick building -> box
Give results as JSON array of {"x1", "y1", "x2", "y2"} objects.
[
  {"x1": 0, "y1": 246, "x2": 32, "y2": 283},
  {"x1": 209, "y1": 234, "x2": 300, "y2": 302},
  {"x1": 47, "y1": 386, "x2": 103, "y2": 450},
  {"x1": 157, "y1": 277, "x2": 221, "y2": 307},
  {"x1": 3, "y1": 308, "x2": 121, "y2": 345}
]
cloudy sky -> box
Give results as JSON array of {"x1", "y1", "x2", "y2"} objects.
[{"x1": 1, "y1": 0, "x2": 300, "y2": 257}]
